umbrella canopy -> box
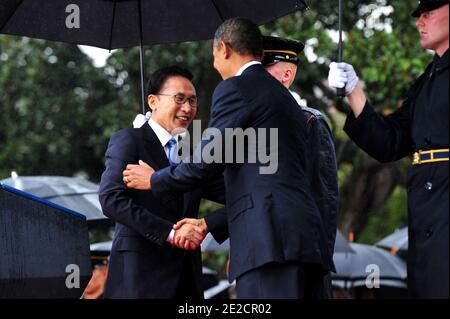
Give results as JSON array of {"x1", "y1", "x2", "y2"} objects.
[
  {"x1": 1, "y1": 0, "x2": 308, "y2": 49},
  {"x1": 90, "y1": 240, "x2": 112, "y2": 255},
  {"x1": 375, "y1": 227, "x2": 408, "y2": 253},
  {"x1": 1, "y1": 0, "x2": 308, "y2": 111},
  {"x1": 201, "y1": 233, "x2": 230, "y2": 252},
  {"x1": 0, "y1": 176, "x2": 109, "y2": 225},
  {"x1": 332, "y1": 242, "x2": 407, "y2": 288},
  {"x1": 335, "y1": 229, "x2": 354, "y2": 253}
]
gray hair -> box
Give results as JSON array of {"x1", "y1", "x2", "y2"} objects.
[{"x1": 213, "y1": 17, "x2": 263, "y2": 58}]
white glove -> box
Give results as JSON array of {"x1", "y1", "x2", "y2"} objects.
[
  {"x1": 328, "y1": 62, "x2": 359, "y2": 95},
  {"x1": 132, "y1": 111, "x2": 151, "y2": 128}
]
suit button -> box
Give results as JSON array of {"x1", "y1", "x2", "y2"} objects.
[
  {"x1": 425, "y1": 182, "x2": 433, "y2": 191},
  {"x1": 426, "y1": 229, "x2": 433, "y2": 238},
  {"x1": 145, "y1": 233, "x2": 151, "y2": 238}
]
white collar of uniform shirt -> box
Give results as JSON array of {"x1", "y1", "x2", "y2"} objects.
[
  {"x1": 235, "y1": 60, "x2": 261, "y2": 76},
  {"x1": 290, "y1": 90, "x2": 307, "y2": 108}
]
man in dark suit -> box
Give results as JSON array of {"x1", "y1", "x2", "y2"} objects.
[
  {"x1": 123, "y1": 18, "x2": 332, "y2": 299},
  {"x1": 99, "y1": 66, "x2": 225, "y2": 298}
]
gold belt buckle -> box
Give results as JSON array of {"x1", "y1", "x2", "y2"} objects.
[{"x1": 412, "y1": 151, "x2": 421, "y2": 165}]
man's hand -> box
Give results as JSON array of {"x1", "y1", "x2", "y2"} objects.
[
  {"x1": 328, "y1": 62, "x2": 359, "y2": 96},
  {"x1": 172, "y1": 218, "x2": 208, "y2": 250},
  {"x1": 123, "y1": 160, "x2": 155, "y2": 190}
]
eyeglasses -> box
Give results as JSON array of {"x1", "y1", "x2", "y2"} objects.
[{"x1": 156, "y1": 93, "x2": 198, "y2": 107}]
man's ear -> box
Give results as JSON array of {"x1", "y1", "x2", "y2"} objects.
[
  {"x1": 282, "y1": 69, "x2": 293, "y2": 85},
  {"x1": 148, "y1": 95, "x2": 157, "y2": 112},
  {"x1": 222, "y1": 41, "x2": 232, "y2": 59}
]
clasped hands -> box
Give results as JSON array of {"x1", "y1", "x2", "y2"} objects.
[{"x1": 169, "y1": 218, "x2": 209, "y2": 251}]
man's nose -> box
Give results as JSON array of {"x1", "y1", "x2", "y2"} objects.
[
  {"x1": 416, "y1": 16, "x2": 425, "y2": 28},
  {"x1": 180, "y1": 102, "x2": 192, "y2": 112}
]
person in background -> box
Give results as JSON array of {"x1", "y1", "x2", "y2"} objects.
[
  {"x1": 262, "y1": 35, "x2": 338, "y2": 298},
  {"x1": 327, "y1": 0, "x2": 448, "y2": 298}
]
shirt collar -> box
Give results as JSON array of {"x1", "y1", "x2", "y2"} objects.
[
  {"x1": 235, "y1": 61, "x2": 261, "y2": 76},
  {"x1": 148, "y1": 118, "x2": 173, "y2": 148}
]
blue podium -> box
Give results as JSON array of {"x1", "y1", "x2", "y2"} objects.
[{"x1": 0, "y1": 184, "x2": 92, "y2": 298}]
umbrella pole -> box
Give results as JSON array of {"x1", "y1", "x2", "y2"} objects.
[
  {"x1": 336, "y1": 0, "x2": 346, "y2": 97},
  {"x1": 138, "y1": 0, "x2": 145, "y2": 114},
  {"x1": 139, "y1": 43, "x2": 145, "y2": 114}
]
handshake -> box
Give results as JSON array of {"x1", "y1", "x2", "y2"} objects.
[{"x1": 168, "y1": 217, "x2": 209, "y2": 251}]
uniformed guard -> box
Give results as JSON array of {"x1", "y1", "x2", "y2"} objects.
[
  {"x1": 262, "y1": 36, "x2": 304, "y2": 66},
  {"x1": 327, "y1": 0, "x2": 449, "y2": 298},
  {"x1": 263, "y1": 36, "x2": 339, "y2": 299}
]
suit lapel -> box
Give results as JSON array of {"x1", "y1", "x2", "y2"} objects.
[
  {"x1": 140, "y1": 123, "x2": 170, "y2": 170},
  {"x1": 140, "y1": 123, "x2": 185, "y2": 213}
]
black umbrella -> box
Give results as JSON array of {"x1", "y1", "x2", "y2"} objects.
[
  {"x1": 0, "y1": 0, "x2": 309, "y2": 112},
  {"x1": 0, "y1": 175, "x2": 110, "y2": 227},
  {"x1": 332, "y1": 242, "x2": 407, "y2": 289},
  {"x1": 336, "y1": 0, "x2": 345, "y2": 97},
  {"x1": 375, "y1": 227, "x2": 408, "y2": 254},
  {"x1": 334, "y1": 229, "x2": 354, "y2": 253},
  {"x1": 201, "y1": 233, "x2": 230, "y2": 252}
]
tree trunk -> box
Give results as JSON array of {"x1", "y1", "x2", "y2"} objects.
[{"x1": 338, "y1": 154, "x2": 406, "y2": 238}]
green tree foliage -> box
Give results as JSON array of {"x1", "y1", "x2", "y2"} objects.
[
  {"x1": 0, "y1": 36, "x2": 120, "y2": 179},
  {"x1": 358, "y1": 186, "x2": 408, "y2": 244}
]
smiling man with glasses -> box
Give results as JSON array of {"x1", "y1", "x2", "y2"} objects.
[{"x1": 98, "y1": 66, "x2": 227, "y2": 298}]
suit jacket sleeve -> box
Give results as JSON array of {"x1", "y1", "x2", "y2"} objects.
[
  {"x1": 204, "y1": 207, "x2": 229, "y2": 244},
  {"x1": 151, "y1": 79, "x2": 249, "y2": 196},
  {"x1": 99, "y1": 130, "x2": 173, "y2": 246},
  {"x1": 201, "y1": 174, "x2": 226, "y2": 205},
  {"x1": 200, "y1": 174, "x2": 228, "y2": 243},
  {"x1": 343, "y1": 99, "x2": 413, "y2": 163}
]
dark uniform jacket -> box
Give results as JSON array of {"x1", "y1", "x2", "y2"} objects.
[
  {"x1": 344, "y1": 49, "x2": 449, "y2": 298},
  {"x1": 302, "y1": 106, "x2": 338, "y2": 272}
]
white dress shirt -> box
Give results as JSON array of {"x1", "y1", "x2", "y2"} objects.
[
  {"x1": 148, "y1": 118, "x2": 177, "y2": 160},
  {"x1": 235, "y1": 61, "x2": 261, "y2": 76},
  {"x1": 148, "y1": 118, "x2": 177, "y2": 242}
]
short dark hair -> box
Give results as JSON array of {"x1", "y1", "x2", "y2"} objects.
[
  {"x1": 146, "y1": 66, "x2": 194, "y2": 105},
  {"x1": 213, "y1": 18, "x2": 262, "y2": 58}
]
